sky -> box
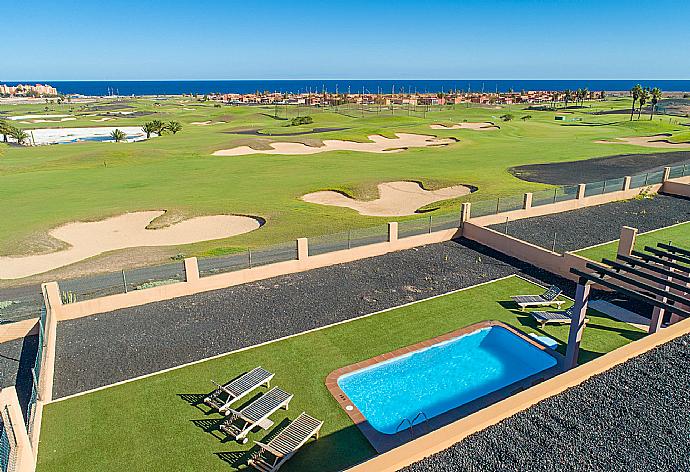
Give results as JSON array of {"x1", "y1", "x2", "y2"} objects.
[{"x1": 4, "y1": 0, "x2": 690, "y2": 80}]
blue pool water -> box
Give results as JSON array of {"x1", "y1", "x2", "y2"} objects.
[{"x1": 338, "y1": 326, "x2": 557, "y2": 434}]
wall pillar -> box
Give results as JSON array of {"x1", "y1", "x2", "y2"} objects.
[
  {"x1": 617, "y1": 226, "x2": 638, "y2": 257},
  {"x1": 0, "y1": 387, "x2": 36, "y2": 471},
  {"x1": 523, "y1": 192, "x2": 533, "y2": 210},
  {"x1": 183, "y1": 257, "x2": 199, "y2": 282},
  {"x1": 623, "y1": 176, "x2": 632, "y2": 191},
  {"x1": 576, "y1": 183, "x2": 586, "y2": 200},
  {"x1": 297, "y1": 238, "x2": 309, "y2": 260},
  {"x1": 565, "y1": 281, "x2": 591, "y2": 369},
  {"x1": 460, "y1": 202, "x2": 472, "y2": 222},
  {"x1": 387, "y1": 222, "x2": 398, "y2": 243},
  {"x1": 662, "y1": 166, "x2": 671, "y2": 182}
]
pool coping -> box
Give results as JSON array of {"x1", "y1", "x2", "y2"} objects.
[{"x1": 325, "y1": 320, "x2": 564, "y2": 453}]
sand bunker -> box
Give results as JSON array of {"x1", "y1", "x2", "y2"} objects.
[
  {"x1": 20, "y1": 117, "x2": 77, "y2": 124},
  {"x1": 7, "y1": 114, "x2": 71, "y2": 121},
  {"x1": 9, "y1": 126, "x2": 149, "y2": 145},
  {"x1": 0, "y1": 211, "x2": 262, "y2": 279},
  {"x1": 91, "y1": 117, "x2": 114, "y2": 122},
  {"x1": 302, "y1": 181, "x2": 473, "y2": 217},
  {"x1": 430, "y1": 122, "x2": 498, "y2": 131},
  {"x1": 595, "y1": 135, "x2": 690, "y2": 149},
  {"x1": 191, "y1": 120, "x2": 225, "y2": 125},
  {"x1": 213, "y1": 133, "x2": 456, "y2": 156}
]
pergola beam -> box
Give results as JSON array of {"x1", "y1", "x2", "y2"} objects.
[
  {"x1": 631, "y1": 250, "x2": 690, "y2": 273},
  {"x1": 617, "y1": 254, "x2": 690, "y2": 284},
  {"x1": 585, "y1": 262, "x2": 690, "y2": 307},
  {"x1": 570, "y1": 267, "x2": 690, "y2": 318},
  {"x1": 644, "y1": 246, "x2": 690, "y2": 266},
  {"x1": 601, "y1": 258, "x2": 690, "y2": 294},
  {"x1": 658, "y1": 242, "x2": 690, "y2": 257}
]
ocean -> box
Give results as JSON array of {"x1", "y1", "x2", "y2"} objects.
[{"x1": 3, "y1": 80, "x2": 690, "y2": 96}]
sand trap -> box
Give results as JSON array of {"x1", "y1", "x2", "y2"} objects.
[
  {"x1": 213, "y1": 133, "x2": 456, "y2": 156},
  {"x1": 595, "y1": 135, "x2": 690, "y2": 149},
  {"x1": 8, "y1": 126, "x2": 149, "y2": 145},
  {"x1": 0, "y1": 211, "x2": 262, "y2": 279},
  {"x1": 183, "y1": 107, "x2": 196, "y2": 111},
  {"x1": 430, "y1": 122, "x2": 498, "y2": 131},
  {"x1": 24, "y1": 117, "x2": 77, "y2": 124},
  {"x1": 302, "y1": 181, "x2": 473, "y2": 217},
  {"x1": 91, "y1": 117, "x2": 114, "y2": 122},
  {"x1": 7, "y1": 114, "x2": 71, "y2": 121},
  {"x1": 191, "y1": 120, "x2": 225, "y2": 125}
]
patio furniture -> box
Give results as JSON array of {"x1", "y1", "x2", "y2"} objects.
[
  {"x1": 248, "y1": 412, "x2": 323, "y2": 472},
  {"x1": 220, "y1": 387, "x2": 293, "y2": 444},
  {"x1": 204, "y1": 367, "x2": 274, "y2": 414},
  {"x1": 530, "y1": 307, "x2": 588, "y2": 328},
  {"x1": 511, "y1": 285, "x2": 565, "y2": 311}
]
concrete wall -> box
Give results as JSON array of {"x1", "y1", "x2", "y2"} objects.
[
  {"x1": 661, "y1": 180, "x2": 690, "y2": 198},
  {"x1": 346, "y1": 315, "x2": 690, "y2": 472},
  {"x1": 0, "y1": 386, "x2": 35, "y2": 472}
]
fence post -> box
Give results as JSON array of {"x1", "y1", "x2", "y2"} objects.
[
  {"x1": 623, "y1": 176, "x2": 632, "y2": 191},
  {"x1": 576, "y1": 183, "x2": 586, "y2": 200},
  {"x1": 387, "y1": 222, "x2": 398, "y2": 243},
  {"x1": 297, "y1": 238, "x2": 309, "y2": 260},
  {"x1": 617, "y1": 226, "x2": 638, "y2": 257},
  {"x1": 522, "y1": 192, "x2": 533, "y2": 210},
  {"x1": 460, "y1": 202, "x2": 472, "y2": 222},
  {"x1": 0, "y1": 387, "x2": 36, "y2": 471},
  {"x1": 183, "y1": 257, "x2": 200, "y2": 283},
  {"x1": 662, "y1": 166, "x2": 671, "y2": 182}
]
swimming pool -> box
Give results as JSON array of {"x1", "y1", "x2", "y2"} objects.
[{"x1": 328, "y1": 322, "x2": 560, "y2": 450}]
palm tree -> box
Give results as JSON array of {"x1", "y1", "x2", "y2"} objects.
[
  {"x1": 649, "y1": 87, "x2": 662, "y2": 120},
  {"x1": 150, "y1": 119, "x2": 166, "y2": 136},
  {"x1": 638, "y1": 87, "x2": 650, "y2": 119},
  {"x1": 630, "y1": 84, "x2": 642, "y2": 121},
  {"x1": 564, "y1": 89, "x2": 573, "y2": 108},
  {"x1": 0, "y1": 119, "x2": 10, "y2": 143},
  {"x1": 166, "y1": 121, "x2": 182, "y2": 134},
  {"x1": 110, "y1": 129, "x2": 127, "y2": 142},
  {"x1": 582, "y1": 87, "x2": 589, "y2": 106},
  {"x1": 141, "y1": 121, "x2": 156, "y2": 139},
  {"x1": 575, "y1": 88, "x2": 583, "y2": 107},
  {"x1": 9, "y1": 127, "x2": 29, "y2": 145}
]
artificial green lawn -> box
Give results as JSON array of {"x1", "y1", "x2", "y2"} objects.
[
  {"x1": 575, "y1": 221, "x2": 690, "y2": 262},
  {"x1": 37, "y1": 276, "x2": 644, "y2": 472},
  {"x1": 0, "y1": 97, "x2": 688, "y2": 282}
]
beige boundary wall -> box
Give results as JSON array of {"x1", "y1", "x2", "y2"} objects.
[
  {"x1": 346, "y1": 315, "x2": 690, "y2": 472},
  {"x1": 0, "y1": 386, "x2": 35, "y2": 472}
]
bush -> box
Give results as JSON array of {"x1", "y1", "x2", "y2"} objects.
[
  {"x1": 288, "y1": 116, "x2": 313, "y2": 126},
  {"x1": 500, "y1": 114, "x2": 514, "y2": 121}
]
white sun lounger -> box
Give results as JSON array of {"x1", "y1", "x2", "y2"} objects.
[
  {"x1": 220, "y1": 387, "x2": 293, "y2": 444},
  {"x1": 531, "y1": 307, "x2": 589, "y2": 328},
  {"x1": 204, "y1": 367, "x2": 274, "y2": 414},
  {"x1": 511, "y1": 285, "x2": 565, "y2": 311},
  {"x1": 248, "y1": 412, "x2": 323, "y2": 472}
]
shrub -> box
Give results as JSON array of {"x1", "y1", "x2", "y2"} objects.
[{"x1": 288, "y1": 116, "x2": 314, "y2": 126}]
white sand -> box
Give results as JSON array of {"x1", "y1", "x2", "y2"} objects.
[
  {"x1": 191, "y1": 120, "x2": 224, "y2": 125},
  {"x1": 595, "y1": 135, "x2": 690, "y2": 149},
  {"x1": 0, "y1": 211, "x2": 262, "y2": 279},
  {"x1": 183, "y1": 107, "x2": 196, "y2": 111},
  {"x1": 91, "y1": 117, "x2": 114, "y2": 122},
  {"x1": 213, "y1": 133, "x2": 456, "y2": 156},
  {"x1": 8, "y1": 126, "x2": 148, "y2": 145},
  {"x1": 430, "y1": 122, "x2": 498, "y2": 131},
  {"x1": 25, "y1": 117, "x2": 77, "y2": 124},
  {"x1": 302, "y1": 181, "x2": 472, "y2": 217},
  {"x1": 7, "y1": 114, "x2": 71, "y2": 121}
]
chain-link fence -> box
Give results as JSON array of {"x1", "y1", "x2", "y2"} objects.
[{"x1": 0, "y1": 406, "x2": 17, "y2": 472}]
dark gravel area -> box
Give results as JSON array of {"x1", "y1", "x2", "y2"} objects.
[
  {"x1": 0, "y1": 335, "x2": 38, "y2": 417},
  {"x1": 510, "y1": 151, "x2": 690, "y2": 184},
  {"x1": 401, "y1": 334, "x2": 690, "y2": 472},
  {"x1": 53, "y1": 239, "x2": 569, "y2": 399},
  {"x1": 490, "y1": 194, "x2": 690, "y2": 253}
]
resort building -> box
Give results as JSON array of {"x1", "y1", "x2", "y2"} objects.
[{"x1": 0, "y1": 83, "x2": 58, "y2": 97}]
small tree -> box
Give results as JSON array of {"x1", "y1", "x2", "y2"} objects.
[
  {"x1": 9, "y1": 127, "x2": 29, "y2": 145},
  {"x1": 0, "y1": 119, "x2": 10, "y2": 143},
  {"x1": 141, "y1": 121, "x2": 156, "y2": 139},
  {"x1": 150, "y1": 119, "x2": 166, "y2": 136},
  {"x1": 521, "y1": 115, "x2": 532, "y2": 121},
  {"x1": 110, "y1": 129, "x2": 127, "y2": 142},
  {"x1": 630, "y1": 84, "x2": 642, "y2": 121},
  {"x1": 500, "y1": 113, "x2": 513, "y2": 121},
  {"x1": 166, "y1": 121, "x2": 182, "y2": 134},
  {"x1": 638, "y1": 87, "x2": 650, "y2": 119},
  {"x1": 649, "y1": 87, "x2": 662, "y2": 120}
]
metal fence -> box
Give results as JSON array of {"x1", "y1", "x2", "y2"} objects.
[
  {"x1": 0, "y1": 162, "x2": 688, "y2": 322},
  {"x1": 0, "y1": 406, "x2": 17, "y2": 472},
  {"x1": 25, "y1": 307, "x2": 46, "y2": 441}
]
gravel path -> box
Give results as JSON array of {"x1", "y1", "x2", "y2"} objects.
[
  {"x1": 53, "y1": 239, "x2": 567, "y2": 399},
  {"x1": 401, "y1": 334, "x2": 690, "y2": 472},
  {"x1": 490, "y1": 194, "x2": 690, "y2": 253},
  {"x1": 510, "y1": 151, "x2": 690, "y2": 184}
]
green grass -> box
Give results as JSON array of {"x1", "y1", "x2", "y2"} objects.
[
  {"x1": 37, "y1": 276, "x2": 644, "y2": 472},
  {"x1": 575, "y1": 220, "x2": 690, "y2": 262}
]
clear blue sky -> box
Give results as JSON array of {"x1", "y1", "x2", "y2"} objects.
[{"x1": 5, "y1": 0, "x2": 689, "y2": 80}]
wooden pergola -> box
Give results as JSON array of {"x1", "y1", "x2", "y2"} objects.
[{"x1": 565, "y1": 242, "x2": 690, "y2": 369}]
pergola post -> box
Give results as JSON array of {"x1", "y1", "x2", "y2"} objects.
[{"x1": 565, "y1": 280, "x2": 591, "y2": 370}]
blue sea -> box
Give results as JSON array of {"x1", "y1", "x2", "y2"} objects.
[{"x1": 4, "y1": 80, "x2": 690, "y2": 96}]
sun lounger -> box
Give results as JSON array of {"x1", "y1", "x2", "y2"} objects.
[
  {"x1": 248, "y1": 412, "x2": 323, "y2": 472},
  {"x1": 220, "y1": 387, "x2": 293, "y2": 444},
  {"x1": 511, "y1": 285, "x2": 565, "y2": 310},
  {"x1": 204, "y1": 367, "x2": 274, "y2": 414},
  {"x1": 530, "y1": 307, "x2": 589, "y2": 328}
]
